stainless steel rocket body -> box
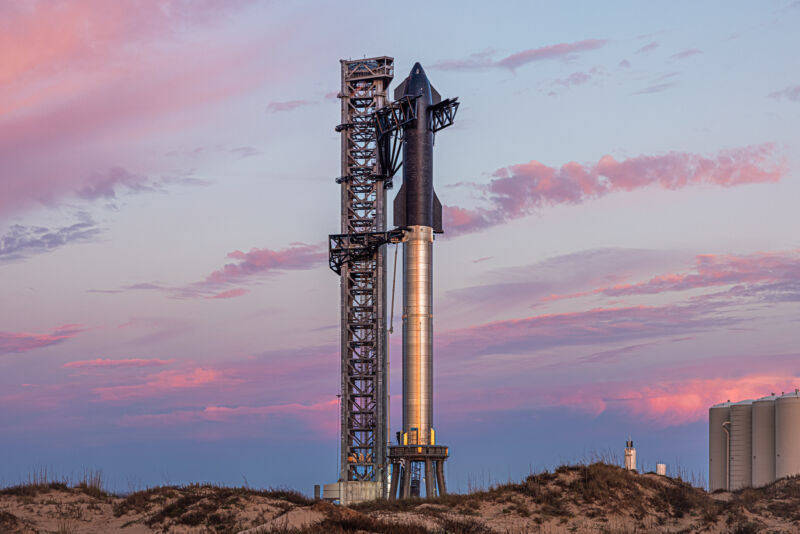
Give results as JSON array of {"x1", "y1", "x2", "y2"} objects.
[
  {"x1": 386, "y1": 61, "x2": 457, "y2": 499},
  {"x1": 402, "y1": 225, "x2": 434, "y2": 445},
  {"x1": 393, "y1": 63, "x2": 449, "y2": 447}
]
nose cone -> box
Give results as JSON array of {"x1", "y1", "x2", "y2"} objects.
[{"x1": 404, "y1": 62, "x2": 432, "y2": 99}]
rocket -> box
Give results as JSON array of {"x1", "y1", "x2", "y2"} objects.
[{"x1": 393, "y1": 63, "x2": 445, "y2": 447}]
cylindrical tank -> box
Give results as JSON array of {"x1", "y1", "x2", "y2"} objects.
[
  {"x1": 656, "y1": 463, "x2": 667, "y2": 476},
  {"x1": 776, "y1": 390, "x2": 800, "y2": 479},
  {"x1": 751, "y1": 395, "x2": 777, "y2": 487},
  {"x1": 402, "y1": 225, "x2": 434, "y2": 445},
  {"x1": 729, "y1": 400, "x2": 754, "y2": 490},
  {"x1": 709, "y1": 402, "x2": 731, "y2": 491}
]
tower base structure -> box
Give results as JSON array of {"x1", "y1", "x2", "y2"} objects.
[{"x1": 388, "y1": 445, "x2": 448, "y2": 499}]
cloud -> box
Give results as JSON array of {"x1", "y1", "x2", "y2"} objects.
[
  {"x1": 92, "y1": 368, "x2": 231, "y2": 401},
  {"x1": 119, "y1": 398, "x2": 337, "y2": 434},
  {"x1": 443, "y1": 144, "x2": 784, "y2": 236},
  {"x1": 202, "y1": 243, "x2": 326, "y2": 286},
  {"x1": 0, "y1": 325, "x2": 84, "y2": 355},
  {"x1": 671, "y1": 49, "x2": 703, "y2": 60},
  {"x1": 76, "y1": 167, "x2": 153, "y2": 200},
  {"x1": 230, "y1": 146, "x2": 260, "y2": 158},
  {"x1": 64, "y1": 358, "x2": 173, "y2": 369},
  {"x1": 618, "y1": 59, "x2": 631, "y2": 69},
  {"x1": 543, "y1": 249, "x2": 800, "y2": 303},
  {"x1": 266, "y1": 100, "x2": 311, "y2": 113},
  {"x1": 205, "y1": 288, "x2": 250, "y2": 299},
  {"x1": 636, "y1": 41, "x2": 659, "y2": 54},
  {"x1": 554, "y1": 71, "x2": 591, "y2": 88},
  {"x1": 0, "y1": 0, "x2": 276, "y2": 217},
  {"x1": 439, "y1": 303, "x2": 733, "y2": 357},
  {"x1": 0, "y1": 215, "x2": 101, "y2": 261},
  {"x1": 769, "y1": 85, "x2": 800, "y2": 102},
  {"x1": 544, "y1": 372, "x2": 800, "y2": 425},
  {"x1": 120, "y1": 243, "x2": 325, "y2": 299},
  {"x1": 124, "y1": 283, "x2": 166, "y2": 291},
  {"x1": 444, "y1": 248, "x2": 679, "y2": 313},
  {"x1": 0, "y1": 1, "x2": 255, "y2": 89},
  {"x1": 433, "y1": 40, "x2": 607, "y2": 71},
  {"x1": 437, "y1": 349, "x2": 800, "y2": 426},
  {"x1": 633, "y1": 82, "x2": 674, "y2": 95}
]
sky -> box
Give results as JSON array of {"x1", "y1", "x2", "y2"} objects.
[{"x1": 1, "y1": 0, "x2": 799, "y2": 494}]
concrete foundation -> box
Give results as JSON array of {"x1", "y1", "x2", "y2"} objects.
[{"x1": 322, "y1": 481, "x2": 380, "y2": 505}]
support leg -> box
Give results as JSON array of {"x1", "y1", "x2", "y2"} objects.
[
  {"x1": 389, "y1": 463, "x2": 400, "y2": 500},
  {"x1": 425, "y1": 459, "x2": 435, "y2": 498},
  {"x1": 398, "y1": 464, "x2": 406, "y2": 499},
  {"x1": 402, "y1": 462, "x2": 412, "y2": 498},
  {"x1": 436, "y1": 460, "x2": 447, "y2": 496}
]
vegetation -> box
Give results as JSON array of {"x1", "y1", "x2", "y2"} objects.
[{"x1": 1, "y1": 463, "x2": 800, "y2": 532}]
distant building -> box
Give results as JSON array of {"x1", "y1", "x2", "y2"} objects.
[{"x1": 624, "y1": 439, "x2": 637, "y2": 472}]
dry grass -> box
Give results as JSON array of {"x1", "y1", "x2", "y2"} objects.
[{"x1": 3, "y1": 463, "x2": 800, "y2": 533}]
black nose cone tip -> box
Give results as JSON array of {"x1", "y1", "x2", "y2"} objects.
[{"x1": 404, "y1": 62, "x2": 430, "y2": 97}]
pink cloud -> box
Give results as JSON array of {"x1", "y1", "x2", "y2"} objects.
[
  {"x1": 0, "y1": 1, "x2": 253, "y2": 89},
  {"x1": 636, "y1": 41, "x2": 659, "y2": 54},
  {"x1": 543, "y1": 249, "x2": 800, "y2": 302},
  {"x1": 672, "y1": 48, "x2": 703, "y2": 60},
  {"x1": 266, "y1": 100, "x2": 311, "y2": 113},
  {"x1": 437, "y1": 352, "x2": 800, "y2": 426},
  {"x1": 498, "y1": 40, "x2": 607, "y2": 70},
  {"x1": 205, "y1": 288, "x2": 250, "y2": 300},
  {"x1": 0, "y1": 324, "x2": 83, "y2": 355},
  {"x1": 123, "y1": 244, "x2": 325, "y2": 298},
  {"x1": 545, "y1": 374, "x2": 800, "y2": 426},
  {"x1": 433, "y1": 40, "x2": 606, "y2": 71},
  {"x1": 203, "y1": 243, "x2": 326, "y2": 285},
  {"x1": 0, "y1": 0, "x2": 284, "y2": 217},
  {"x1": 439, "y1": 303, "x2": 732, "y2": 357},
  {"x1": 92, "y1": 368, "x2": 231, "y2": 401},
  {"x1": 443, "y1": 248, "x2": 679, "y2": 315},
  {"x1": 444, "y1": 144, "x2": 784, "y2": 236},
  {"x1": 64, "y1": 358, "x2": 173, "y2": 369},
  {"x1": 119, "y1": 399, "x2": 338, "y2": 437}
]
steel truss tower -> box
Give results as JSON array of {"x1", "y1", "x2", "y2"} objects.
[{"x1": 328, "y1": 57, "x2": 398, "y2": 491}]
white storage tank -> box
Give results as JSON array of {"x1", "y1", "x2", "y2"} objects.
[
  {"x1": 709, "y1": 402, "x2": 732, "y2": 491},
  {"x1": 729, "y1": 400, "x2": 754, "y2": 490},
  {"x1": 776, "y1": 390, "x2": 800, "y2": 479},
  {"x1": 751, "y1": 394, "x2": 777, "y2": 487}
]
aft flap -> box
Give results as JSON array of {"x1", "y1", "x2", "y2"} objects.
[
  {"x1": 394, "y1": 184, "x2": 407, "y2": 227},
  {"x1": 433, "y1": 191, "x2": 443, "y2": 233}
]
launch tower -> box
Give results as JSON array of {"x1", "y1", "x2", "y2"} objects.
[
  {"x1": 327, "y1": 58, "x2": 458, "y2": 503},
  {"x1": 327, "y1": 57, "x2": 402, "y2": 502}
]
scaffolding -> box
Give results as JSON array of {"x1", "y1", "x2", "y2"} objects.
[{"x1": 329, "y1": 57, "x2": 394, "y2": 492}]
